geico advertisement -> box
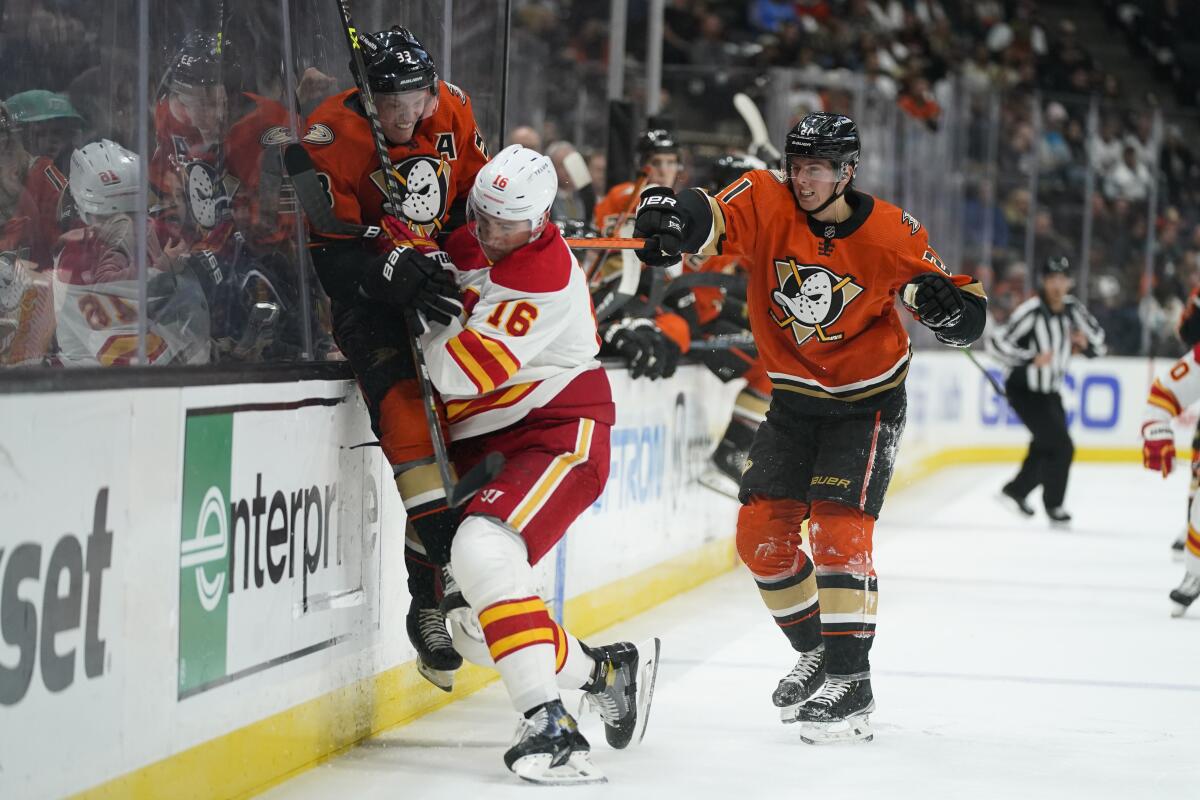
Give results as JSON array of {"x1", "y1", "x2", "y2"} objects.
[{"x1": 177, "y1": 398, "x2": 381, "y2": 700}]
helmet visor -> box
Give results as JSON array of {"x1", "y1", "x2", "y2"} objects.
[{"x1": 786, "y1": 157, "x2": 848, "y2": 185}]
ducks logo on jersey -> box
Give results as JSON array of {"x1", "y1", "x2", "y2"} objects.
[{"x1": 769, "y1": 258, "x2": 863, "y2": 346}]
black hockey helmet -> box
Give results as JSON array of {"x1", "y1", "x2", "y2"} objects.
[
  {"x1": 636, "y1": 128, "x2": 679, "y2": 163},
  {"x1": 709, "y1": 153, "x2": 767, "y2": 193},
  {"x1": 359, "y1": 26, "x2": 438, "y2": 95},
  {"x1": 1042, "y1": 255, "x2": 1071, "y2": 277},
  {"x1": 164, "y1": 30, "x2": 243, "y2": 94},
  {"x1": 785, "y1": 112, "x2": 860, "y2": 171}
]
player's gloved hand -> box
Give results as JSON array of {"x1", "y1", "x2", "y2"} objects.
[
  {"x1": 633, "y1": 187, "x2": 685, "y2": 267},
  {"x1": 1141, "y1": 421, "x2": 1176, "y2": 477},
  {"x1": 902, "y1": 272, "x2": 963, "y2": 328},
  {"x1": 601, "y1": 317, "x2": 667, "y2": 379},
  {"x1": 359, "y1": 246, "x2": 462, "y2": 326}
]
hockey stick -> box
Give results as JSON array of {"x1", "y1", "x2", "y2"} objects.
[
  {"x1": 567, "y1": 236, "x2": 647, "y2": 250},
  {"x1": 284, "y1": 143, "x2": 383, "y2": 240},
  {"x1": 963, "y1": 347, "x2": 1007, "y2": 398},
  {"x1": 329, "y1": 0, "x2": 502, "y2": 507},
  {"x1": 733, "y1": 93, "x2": 782, "y2": 162}
]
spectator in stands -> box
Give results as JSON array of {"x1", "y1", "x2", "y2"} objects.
[
  {"x1": 546, "y1": 140, "x2": 593, "y2": 225},
  {"x1": 1089, "y1": 115, "x2": 1124, "y2": 176},
  {"x1": 5, "y1": 89, "x2": 84, "y2": 176},
  {"x1": 748, "y1": 0, "x2": 798, "y2": 34},
  {"x1": 586, "y1": 150, "x2": 607, "y2": 196},
  {"x1": 897, "y1": 73, "x2": 941, "y2": 131},
  {"x1": 1105, "y1": 145, "x2": 1153, "y2": 203},
  {"x1": 508, "y1": 125, "x2": 543, "y2": 151}
]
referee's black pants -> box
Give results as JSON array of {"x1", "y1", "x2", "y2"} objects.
[{"x1": 1003, "y1": 378, "x2": 1074, "y2": 510}]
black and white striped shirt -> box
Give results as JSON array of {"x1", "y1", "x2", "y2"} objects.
[{"x1": 988, "y1": 294, "x2": 1107, "y2": 393}]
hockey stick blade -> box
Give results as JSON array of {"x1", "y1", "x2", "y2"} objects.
[
  {"x1": 448, "y1": 451, "x2": 506, "y2": 507},
  {"x1": 733, "y1": 92, "x2": 782, "y2": 161},
  {"x1": 283, "y1": 143, "x2": 382, "y2": 240}
]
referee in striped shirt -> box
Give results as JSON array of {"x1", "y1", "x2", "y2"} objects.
[{"x1": 989, "y1": 257, "x2": 1107, "y2": 524}]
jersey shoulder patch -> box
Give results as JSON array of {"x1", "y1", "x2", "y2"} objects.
[
  {"x1": 900, "y1": 210, "x2": 921, "y2": 235},
  {"x1": 301, "y1": 122, "x2": 335, "y2": 145}
]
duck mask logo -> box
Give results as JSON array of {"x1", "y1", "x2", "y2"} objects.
[
  {"x1": 769, "y1": 258, "x2": 863, "y2": 346},
  {"x1": 372, "y1": 155, "x2": 450, "y2": 235}
]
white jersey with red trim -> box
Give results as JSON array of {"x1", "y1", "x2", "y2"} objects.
[
  {"x1": 1146, "y1": 344, "x2": 1200, "y2": 425},
  {"x1": 421, "y1": 223, "x2": 611, "y2": 441}
]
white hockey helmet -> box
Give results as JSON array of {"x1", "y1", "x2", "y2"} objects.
[
  {"x1": 70, "y1": 139, "x2": 140, "y2": 221},
  {"x1": 467, "y1": 144, "x2": 557, "y2": 246}
]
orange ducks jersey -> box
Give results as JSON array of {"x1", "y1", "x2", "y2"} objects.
[
  {"x1": 593, "y1": 179, "x2": 642, "y2": 236},
  {"x1": 690, "y1": 169, "x2": 986, "y2": 402},
  {"x1": 302, "y1": 81, "x2": 488, "y2": 237}
]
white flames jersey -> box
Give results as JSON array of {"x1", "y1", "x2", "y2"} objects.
[
  {"x1": 1146, "y1": 344, "x2": 1200, "y2": 426},
  {"x1": 53, "y1": 229, "x2": 209, "y2": 366},
  {"x1": 421, "y1": 223, "x2": 609, "y2": 441}
]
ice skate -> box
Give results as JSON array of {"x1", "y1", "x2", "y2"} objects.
[
  {"x1": 581, "y1": 637, "x2": 661, "y2": 749},
  {"x1": 775, "y1": 645, "x2": 826, "y2": 723},
  {"x1": 505, "y1": 700, "x2": 607, "y2": 785},
  {"x1": 406, "y1": 599, "x2": 462, "y2": 692},
  {"x1": 1170, "y1": 573, "x2": 1200, "y2": 617},
  {"x1": 793, "y1": 673, "x2": 875, "y2": 744},
  {"x1": 999, "y1": 486, "x2": 1034, "y2": 518},
  {"x1": 1046, "y1": 506, "x2": 1072, "y2": 527},
  {"x1": 698, "y1": 462, "x2": 741, "y2": 498}
]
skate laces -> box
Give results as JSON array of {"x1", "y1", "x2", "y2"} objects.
[
  {"x1": 808, "y1": 675, "x2": 852, "y2": 707},
  {"x1": 583, "y1": 658, "x2": 627, "y2": 724},
  {"x1": 782, "y1": 648, "x2": 824, "y2": 685},
  {"x1": 417, "y1": 608, "x2": 454, "y2": 650}
]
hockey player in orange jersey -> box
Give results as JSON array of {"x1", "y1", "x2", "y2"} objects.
[
  {"x1": 633, "y1": 112, "x2": 987, "y2": 743},
  {"x1": 302, "y1": 26, "x2": 488, "y2": 691}
]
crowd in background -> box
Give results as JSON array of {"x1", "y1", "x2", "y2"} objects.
[{"x1": 3, "y1": 0, "x2": 1200, "y2": 371}]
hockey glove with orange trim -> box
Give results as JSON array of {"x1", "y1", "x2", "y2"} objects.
[{"x1": 1142, "y1": 421, "x2": 1175, "y2": 477}]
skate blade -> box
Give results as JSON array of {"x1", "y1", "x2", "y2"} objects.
[
  {"x1": 630, "y1": 637, "x2": 662, "y2": 746},
  {"x1": 780, "y1": 703, "x2": 802, "y2": 724},
  {"x1": 798, "y1": 713, "x2": 875, "y2": 745},
  {"x1": 511, "y1": 752, "x2": 608, "y2": 785},
  {"x1": 416, "y1": 662, "x2": 455, "y2": 693},
  {"x1": 997, "y1": 493, "x2": 1034, "y2": 518},
  {"x1": 1170, "y1": 600, "x2": 1192, "y2": 618},
  {"x1": 698, "y1": 469, "x2": 740, "y2": 499}
]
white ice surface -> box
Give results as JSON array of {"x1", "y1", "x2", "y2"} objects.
[{"x1": 262, "y1": 463, "x2": 1197, "y2": 800}]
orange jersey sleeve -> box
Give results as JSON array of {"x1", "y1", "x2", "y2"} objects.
[{"x1": 593, "y1": 181, "x2": 639, "y2": 235}]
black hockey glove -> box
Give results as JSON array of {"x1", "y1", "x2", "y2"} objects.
[
  {"x1": 601, "y1": 317, "x2": 671, "y2": 379},
  {"x1": 359, "y1": 246, "x2": 462, "y2": 326},
  {"x1": 633, "y1": 187, "x2": 685, "y2": 267},
  {"x1": 902, "y1": 272, "x2": 963, "y2": 328}
]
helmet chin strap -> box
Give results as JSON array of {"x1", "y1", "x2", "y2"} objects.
[{"x1": 806, "y1": 181, "x2": 847, "y2": 217}]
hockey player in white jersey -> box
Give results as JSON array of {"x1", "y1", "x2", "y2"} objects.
[
  {"x1": 54, "y1": 139, "x2": 209, "y2": 366},
  {"x1": 1142, "y1": 344, "x2": 1200, "y2": 615},
  {"x1": 410, "y1": 145, "x2": 660, "y2": 784}
]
